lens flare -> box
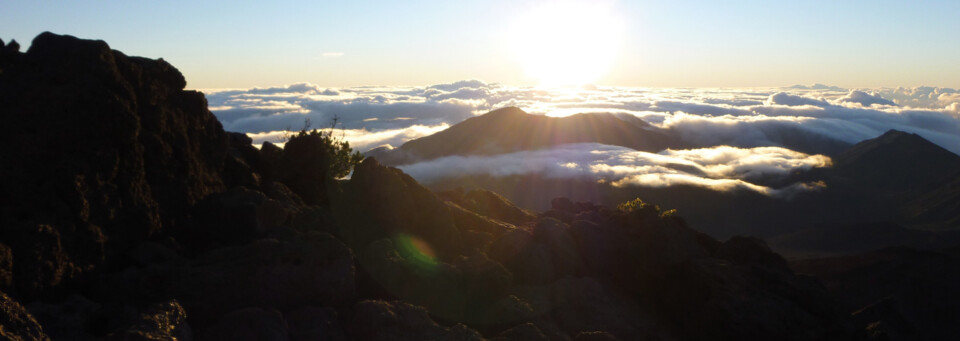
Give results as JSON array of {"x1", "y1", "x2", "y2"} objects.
[{"x1": 394, "y1": 234, "x2": 438, "y2": 268}]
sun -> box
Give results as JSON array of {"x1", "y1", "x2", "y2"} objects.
[{"x1": 509, "y1": 1, "x2": 624, "y2": 87}]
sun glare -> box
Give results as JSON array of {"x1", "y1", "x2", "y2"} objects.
[{"x1": 510, "y1": 2, "x2": 624, "y2": 87}]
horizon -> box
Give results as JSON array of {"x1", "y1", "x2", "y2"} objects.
[
  {"x1": 4, "y1": 15, "x2": 960, "y2": 340},
  {"x1": 3, "y1": 0, "x2": 960, "y2": 89}
]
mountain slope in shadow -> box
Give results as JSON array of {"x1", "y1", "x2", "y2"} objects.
[
  {"x1": 370, "y1": 107, "x2": 682, "y2": 165},
  {"x1": 0, "y1": 33, "x2": 865, "y2": 340}
]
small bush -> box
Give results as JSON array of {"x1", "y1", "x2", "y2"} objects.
[{"x1": 276, "y1": 121, "x2": 363, "y2": 205}]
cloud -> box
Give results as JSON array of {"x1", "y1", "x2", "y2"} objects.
[
  {"x1": 398, "y1": 143, "x2": 830, "y2": 197},
  {"x1": 788, "y1": 84, "x2": 845, "y2": 91},
  {"x1": 765, "y1": 92, "x2": 829, "y2": 107},
  {"x1": 839, "y1": 90, "x2": 898, "y2": 107},
  {"x1": 205, "y1": 81, "x2": 960, "y2": 157},
  {"x1": 321, "y1": 52, "x2": 344, "y2": 57},
  {"x1": 873, "y1": 86, "x2": 960, "y2": 110},
  {"x1": 427, "y1": 79, "x2": 491, "y2": 92},
  {"x1": 245, "y1": 123, "x2": 450, "y2": 152}
]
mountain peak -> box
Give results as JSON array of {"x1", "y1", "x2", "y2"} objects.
[
  {"x1": 378, "y1": 108, "x2": 678, "y2": 165},
  {"x1": 485, "y1": 106, "x2": 528, "y2": 117},
  {"x1": 834, "y1": 130, "x2": 960, "y2": 192}
]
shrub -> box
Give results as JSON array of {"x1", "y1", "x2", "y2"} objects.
[{"x1": 277, "y1": 124, "x2": 363, "y2": 205}]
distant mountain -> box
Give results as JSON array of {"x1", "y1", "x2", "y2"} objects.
[
  {"x1": 904, "y1": 170, "x2": 960, "y2": 229},
  {"x1": 0, "y1": 32, "x2": 867, "y2": 340},
  {"x1": 369, "y1": 107, "x2": 682, "y2": 165},
  {"x1": 830, "y1": 130, "x2": 960, "y2": 193}
]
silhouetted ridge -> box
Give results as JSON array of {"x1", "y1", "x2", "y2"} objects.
[
  {"x1": 0, "y1": 32, "x2": 902, "y2": 340},
  {"x1": 832, "y1": 129, "x2": 960, "y2": 193},
  {"x1": 373, "y1": 106, "x2": 679, "y2": 165}
]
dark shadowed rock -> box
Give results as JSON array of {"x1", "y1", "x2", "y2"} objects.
[
  {"x1": 492, "y1": 322, "x2": 548, "y2": 341},
  {"x1": 0, "y1": 32, "x2": 243, "y2": 299},
  {"x1": 200, "y1": 307, "x2": 288, "y2": 341},
  {"x1": 285, "y1": 306, "x2": 345, "y2": 341},
  {"x1": 339, "y1": 158, "x2": 462, "y2": 258},
  {"x1": 851, "y1": 297, "x2": 917, "y2": 341},
  {"x1": 717, "y1": 236, "x2": 789, "y2": 270},
  {"x1": 446, "y1": 202, "x2": 515, "y2": 250},
  {"x1": 348, "y1": 300, "x2": 484, "y2": 341},
  {"x1": 8, "y1": 224, "x2": 84, "y2": 300},
  {"x1": 488, "y1": 229, "x2": 555, "y2": 286},
  {"x1": 108, "y1": 300, "x2": 192, "y2": 341},
  {"x1": 0, "y1": 291, "x2": 49, "y2": 341},
  {"x1": 533, "y1": 218, "x2": 585, "y2": 279},
  {"x1": 185, "y1": 187, "x2": 290, "y2": 250},
  {"x1": 573, "y1": 331, "x2": 620, "y2": 341},
  {"x1": 0, "y1": 244, "x2": 13, "y2": 293},
  {"x1": 459, "y1": 190, "x2": 536, "y2": 226},
  {"x1": 549, "y1": 277, "x2": 661, "y2": 340},
  {"x1": 26, "y1": 295, "x2": 100, "y2": 340},
  {"x1": 792, "y1": 247, "x2": 960, "y2": 340},
  {"x1": 132, "y1": 232, "x2": 355, "y2": 326}
]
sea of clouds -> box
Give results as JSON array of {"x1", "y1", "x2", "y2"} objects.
[{"x1": 203, "y1": 81, "x2": 960, "y2": 195}]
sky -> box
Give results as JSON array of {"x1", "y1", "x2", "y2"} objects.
[{"x1": 3, "y1": 0, "x2": 959, "y2": 88}]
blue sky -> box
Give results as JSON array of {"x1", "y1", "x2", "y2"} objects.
[{"x1": 2, "y1": 0, "x2": 958, "y2": 88}]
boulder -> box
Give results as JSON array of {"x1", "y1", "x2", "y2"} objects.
[
  {"x1": 26, "y1": 295, "x2": 100, "y2": 340},
  {"x1": 533, "y1": 218, "x2": 585, "y2": 279},
  {"x1": 348, "y1": 300, "x2": 484, "y2": 341},
  {"x1": 184, "y1": 187, "x2": 290, "y2": 250},
  {"x1": 460, "y1": 190, "x2": 536, "y2": 226},
  {"x1": 0, "y1": 290, "x2": 49, "y2": 341},
  {"x1": 200, "y1": 307, "x2": 288, "y2": 341},
  {"x1": 339, "y1": 158, "x2": 462, "y2": 258},
  {"x1": 284, "y1": 306, "x2": 345, "y2": 341},
  {"x1": 153, "y1": 232, "x2": 355, "y2": 325},
  {"x1": 0, "y1": 32, "x2": 240, "y2": 298},
  {"x1": 108, "y1": 300, "x2": 193, "y2": 341},
  {"x1": 488, "y1": 230, "x2": 555, "y2": 286},
  {"x1": 492, "y1": 323, "x2": 549, "y2": 341}
]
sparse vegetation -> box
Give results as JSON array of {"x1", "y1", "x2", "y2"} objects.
[
  {"x1": 276, "y1": 116, "x2": 363, "y2": 204},
  {"x1": 617, "y1": 198, "x2": 660, "y2": 213}
]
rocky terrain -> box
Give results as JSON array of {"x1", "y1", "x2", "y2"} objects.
[{"x1": 0, "y1": 32, "x2": 948, "y2": 340}]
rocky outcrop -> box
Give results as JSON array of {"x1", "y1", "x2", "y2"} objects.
[
  {"x1": 0, "y1": 32, "x2": 237, "y2": 300},
  {"x1": 348, "y1": 300, "x2": 484, "y2": 341},
  {"x1": 0, "y1": 32, "x2": 869, "y2": 341},
  {"x1": 0, "y1": 291, "x2": 49, "y2": 341},
  {"x1": 139, "y1": 232, "x2": 355, "y2": 326},
  {"x1": 338, "y1": 158, "x2": 463, "y2": 258}
]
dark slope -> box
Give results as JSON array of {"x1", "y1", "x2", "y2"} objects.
[
  {"x1": 792, "y1": 247, "x2": 960, "y2": 340},
  {"x1": 0, "y1": 33, "x2": 860, "y2": 340},
  {"x1": 373, "y1": 107, "x2": 681, "y2": 165},
  {"x1": 830, "y1": 130, "x2": 960, "y2": 193},
  {"x1": 0, "y1": 32, "x2": 236, "y2": 301},
  {"x1": 903, "y1": 169, "x2": 960, "y2": 229}
]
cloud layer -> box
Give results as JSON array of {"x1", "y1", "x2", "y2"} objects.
[
  {"x1": 203, "y1": 81, "x2": 960, "y2": 194},
  {"x1": 204, "y1": 81, "x2": 960, "y2": 155},
  {"x1": 398, "y1": 143, "x2": 830, "y2": 197}
]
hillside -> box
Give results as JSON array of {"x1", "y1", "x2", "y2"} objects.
[
  {"x1": 0, "y1": 33, "x2": 869, "y2": 340},
  {"x1": 370, "y1": 107, "x2": 681, "y2": 165},
  {"x1": 830, "y1": 130, "x2": 960, "y2": 194}
]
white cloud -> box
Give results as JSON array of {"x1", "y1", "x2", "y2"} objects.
[
  {"x1": 206, "y1": 81, "x2": 960, "y2": 156},
  {"x1": 838, "y1": 90, "x2": 897, "y2": 107},
  {"x1": 321, "y1": 52, "x2": 344, "y2": 57},
  {"x1": 245, "y1": 123, "x2": 450, "y2": 152},
  {"x1": 397, "y1": 143, "x2": 830, "y2": 197}
]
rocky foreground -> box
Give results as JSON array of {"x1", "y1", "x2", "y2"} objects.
[{"x1": 0, "y1": 33, "x2": 863, "y2": 340}]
